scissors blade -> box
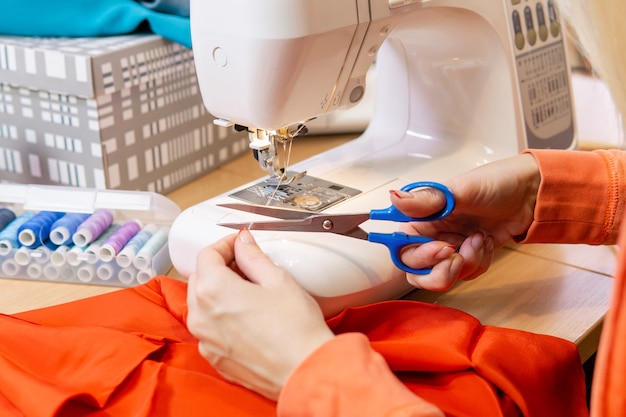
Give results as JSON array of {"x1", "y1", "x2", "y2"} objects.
[
  {"x1": 217, "y1": 203, "x2": 313, "y2": 220},
  {"x1": 218, "y1": 212, "x2": 371, "y2": 239}
]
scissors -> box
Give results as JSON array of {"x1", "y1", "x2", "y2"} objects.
[{"x1": 217, "y1": 181, "x2": 455, "y2": 274}]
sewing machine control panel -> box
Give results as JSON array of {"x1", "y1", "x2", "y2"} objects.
[{"x1": 507, "y1": 0, "x2": 574, "y2": 149}]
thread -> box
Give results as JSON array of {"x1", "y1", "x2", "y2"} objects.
[
  {"x1": 73, "y1": 209, "x2": 114, "y2": 247},
  {"x1": 116, "y1": 224, "x2": 157, "y2": 267},
  {"x1": 49, "y1": 212, "x2": 90, "y2": 246},
  {"x1": 0, "y1": 212, "x2": 36, "y2": 255},
  {"x1": 0, "y1": 208, "x2": 16, "y2": 231},
  {"x1": 0, "y1": 203, "x2": 170, "y2": 286},
  {"x1": 133, "y1": 227, "x2": 168, "y2": 270},
  {"x1": 17, "y1": 211, "x2": 65, "y2": 249},
  {"x1": 98, "y1": 220, "x2": 141, "y2": 262},
  {"x1": 83, "y1": 224, "x2": 121, "y2": 264}
]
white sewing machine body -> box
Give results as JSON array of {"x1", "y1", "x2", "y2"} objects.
[{"x1": 170, "y1": 0, "x2": 575, "y2": 317}]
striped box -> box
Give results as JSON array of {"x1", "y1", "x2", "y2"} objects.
[{"x1": 0, "y1": 34, "x2": 247, "y2": 193}]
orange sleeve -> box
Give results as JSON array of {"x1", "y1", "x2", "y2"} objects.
[
  {"x1": 276, "y1": 333, "x2": 443, "y2": 417},
  {"x1": 520, "y1": 149, "x2": 626, "y2": 245}
]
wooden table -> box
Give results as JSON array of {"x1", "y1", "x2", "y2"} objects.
[{"x1": 0, "y1": 133, "x2": 614, "y2": 362}]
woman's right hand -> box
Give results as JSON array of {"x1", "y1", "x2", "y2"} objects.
[{"x1": 391, "y1": 153, "x2": 541, "y2": 291}]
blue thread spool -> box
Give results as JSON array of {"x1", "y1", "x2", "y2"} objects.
[
  {"x1": 17, "y1": 211, "x2": 65, "y2": 249},
  {"x1": 0, "y1": 208, "x2": 16, "y2": 231},
  {"x1": 0, "y1": 212, "x2": 36, "y2": 255},
  {"x1": 50, "y1": 212, "x2": 90, "y2": 246},
  {"x1": 133, "y1": 227, "x2": 168, "y2": 270}
]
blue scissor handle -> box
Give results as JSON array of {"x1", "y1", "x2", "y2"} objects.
[
  {"x1": 369, "y1": 181, "x2": 455, "y2": 222},
  {"x1": 368, "y1": 181, "x2": 456, "y2": 274},
  {"x1": 368, "y1": 232, "x2": 435, "y2": 275}
]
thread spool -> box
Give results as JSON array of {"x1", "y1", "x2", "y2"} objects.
[
  {"x1": 50, "y1": 245, "x2": 70, "y2": 267},
  {"x1": 116, "y1": 224, "x2": 157, "y2": 267},
  {"x1": 96, "y1": 263, "x2": 115, "y2": 281},
  {"x1": 13, "y1": 247, "x2": 31, "y2": 266},
  {"x1": 133, "y1": 228, "x2": 168, "y2": 270},
  {"x1": 43, "y1": 264, "x2": 61, "y2": 280},
  {"x1": 1, "y1": 259, "x2": 20, "y2": 276},
  {"x1": 98, "y1": 220, "x2": 141, "y2": 262},
  {"x1": 0, "y1": 212, "x2": 36, "y2": 255},
  {"x1": 0, "y1": 208, "x2": 16, "y2": 231},
  {"x1": 72, "y1": 209, "x2": 114, "y2": 247},
  {"x1": 17, "y1": 211, "x2": 64, "y2": 249},
  {"x1": 118, "y1": 268, "x2": 136, "y2": 285},
  {"x1": 83, "y1": 224, "x2": 121, "y2": 264},
  {"x1": 49, "y1": 212, "x2": 90, "y2": 246},
  {"x1": 26, "y1": 263, "x2": 43, "y2": 279},
  {"x1": 66, "y1": 246, "x2": 85, "y2": 267},
  {"x1": 137, "y1": 269, "x2": 154, "y2": 284},
  {"x1": 77, "y1": 264, "x2": 95, "y2": 283}
]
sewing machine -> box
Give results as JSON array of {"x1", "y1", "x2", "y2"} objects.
[{"x1": 169, "y1": 0, "x2": 575, "y2": 317}]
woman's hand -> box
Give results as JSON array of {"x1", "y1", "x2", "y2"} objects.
[
  {"x1": 392, "y1": 153, "x2": 541, "y2": 290},
  {"x1": 186, "y1": 229, "x2": 335, "y2": 400}
]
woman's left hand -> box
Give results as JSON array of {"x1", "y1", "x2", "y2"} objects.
[{"x1": 186, "y1": 228, "x2": 335, "y2": 400}]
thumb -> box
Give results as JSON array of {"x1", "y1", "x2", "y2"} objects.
[
  {"x1": 233, "y1": 228, "x2": 289, "y2": 286},
  {"x1": 389, "y1": 187, "x2": 448, "y2": 218}
]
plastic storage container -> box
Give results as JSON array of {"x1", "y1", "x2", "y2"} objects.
[{"x1": 0, "y1": 184, "x2": 180, "y2": 287}]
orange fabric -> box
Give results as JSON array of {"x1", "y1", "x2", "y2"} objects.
[
  {"x1": 521, "y1": 149, "x2": 626, "y2": 417},
  {"x1": 0, "y1": 277, "x2": 587, "y2": 417},
  {"x1": 280, "y1": 302, "x2": 587, "y2": 417}
]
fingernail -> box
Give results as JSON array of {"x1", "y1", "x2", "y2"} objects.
[
  {"x1": 435, "y1": 245, "x2": 457, "y2": 260},
  {"x1": 471, "y1": 233, "x2": 484, "y2": 251},
  {"x1": 448, "y1": 255, "x2": 463, "y2": 277},
  {"x1": 389, "y1": 189, "x2": 414, "y2": 199},
  {"x1": 238, "y1": 227, "x2": 254, "y2": 244}
]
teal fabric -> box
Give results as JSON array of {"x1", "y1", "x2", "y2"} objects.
[{"x1": 0, "y1": 0, "x2": 191, "y2": 48}]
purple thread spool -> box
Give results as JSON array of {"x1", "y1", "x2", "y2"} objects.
[
  {"x1": 116, "y1": 224, "x2": 157, "y2": 267},
  {"x1": 50, "y1": 212, "x2": 90, "y2": 246},
  {"x1": 17, "y1": 211, "x2": 65, "y2": 249},
  {"x1": 72, "y1": 209, "x2": 114, "y2": 247},
  {"x1": 98, "y1": 220, "x2": 141, "y2": 262}
]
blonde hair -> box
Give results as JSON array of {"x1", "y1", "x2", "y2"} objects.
[{"x1": 558, "y1": 0, "x2": 626, "y2": 118}]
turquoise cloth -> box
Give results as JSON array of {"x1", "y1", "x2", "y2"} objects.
[{"x1": 0, "y1": 0, "x2": 191, "y2": 48}]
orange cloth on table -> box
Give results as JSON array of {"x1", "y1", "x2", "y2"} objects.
[{"x1": 0, "y1": 276, "x2": 586, "y2": 417}]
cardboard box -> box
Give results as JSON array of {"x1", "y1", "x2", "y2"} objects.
[{"x1": 0, "y1": 34, "x2": 248, "y2": 193}]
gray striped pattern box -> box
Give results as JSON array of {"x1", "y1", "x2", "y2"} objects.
[{"x1": 0, "y1": 34, "x2": 247, "y2": 193}]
